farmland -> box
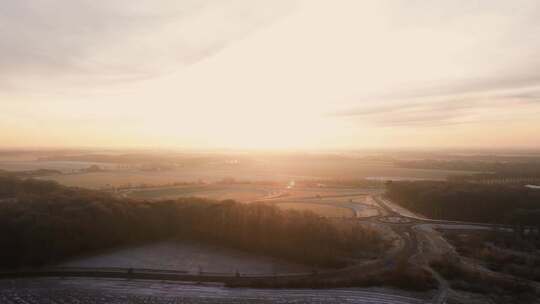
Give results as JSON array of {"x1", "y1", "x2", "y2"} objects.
[
  {"x1": 126, "y1": 185, "x2": 273, "y2": 202},
  {"x1": 0, "y1": 277, "x2": 429, "y2": 304},
  {"x1": 275, "y1": 202, "x2": 355, "y2": 218},
  {"x1": 0, "y1": 151, "x2": 477, "y2": 190},
  {"x1": 4, "y1": 0, "x2": 540, "y2": 300},
  {"x1": 4, "y1": 150, "x2": 538, "y2": 303},
  {"x1": 36, "y1": 163, "x2": 463, "y2": 189},
  {"x1": 58, "y1": 241, "x2": 313, "y2": 275}
]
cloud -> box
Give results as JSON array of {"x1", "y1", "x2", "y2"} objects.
[
  {"x1": 333, "y1": 85, "x2": 540, "y2": 127},
  {"x1": 326, "y1": 0, "x2": 540, "y2": 128},
  {"x1": 0, "y1": 0, "x2": 295, "y2": 92}
]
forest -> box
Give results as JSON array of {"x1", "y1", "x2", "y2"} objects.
[
  {"x1": 395, "y1": 159, "x2": 540, "y2": 180},
  {"x1": 0, "y1": 175, "x2": 386, "y2": 269},
  {"x1": 386, "y1": 181, "x2": 540, "y2": 227}
]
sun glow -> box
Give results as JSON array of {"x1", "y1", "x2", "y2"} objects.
[{"x1": 2, "y1": 0, "x2": 540, "y2": 150}]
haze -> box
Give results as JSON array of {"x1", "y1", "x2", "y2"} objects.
[{"x1": 2, "y1": 0, "x2": 540, "y2": 150}]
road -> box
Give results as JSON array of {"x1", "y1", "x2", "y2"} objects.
[{"x1": 2, "y1": 189, "x2": 526, "y2": 303}]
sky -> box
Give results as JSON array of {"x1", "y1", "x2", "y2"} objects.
[{"x1": 1, "y1": 0, "x2": 540, "y2": 150}]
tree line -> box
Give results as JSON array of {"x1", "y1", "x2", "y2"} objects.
[
  {"x1": 385, "y1": 181, "x2": 540, "y2": 227},
  {"x1": 395, "y1": 159, "x2": 540, "y2": 181},
  {"x1": 0, "y1": 175, "x2": 386, "y2": 269}
]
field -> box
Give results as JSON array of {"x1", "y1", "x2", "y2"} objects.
[
  {"x1": 37, "y1": 166, "x2": 462, "y2": 189},
  {"x1": 0, "y1": 152, "x2": 477, "y2": 189},
  {"x1": 127, "y1": 185, "x2": 273, "y2": 202},
  {"x1": 58, "y1": 241, "x2": 312, "y2": 275},
  {"x1": 275, "y1": 202, "x2": 355, "y2": 218},
  {"x1": 439, "y1": 229, "x2": 540, "y2": 282},
  {"x1": 0, "y1": 160, "x2": 116, "y2": 172},
  {"x1": 0, "y1": 278, "x2": 428, "y2": 304},
  {"x1": 126, "y1": 185, "x2": 385, "y2": 218},
  {"x1": 270, "y1": 193, "x2": 380, "y2": 218}
]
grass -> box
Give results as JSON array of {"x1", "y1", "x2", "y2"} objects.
[
  {"x1": 128, "y1": 185, "x2": 270, "y2": 202},
  {"x1": 275, "y1": 202, "x2": 355, "y2": 218},
  {"x1": 430, "y1": 259, "x2": 537, "y2": 304},
  {"x1": 33, "y1": 158, "x2": 472, "y2": 189},
  {"x1": 441, "y1": 230, "x2": 540, "y2": 282},
  {"x1": 229, "y1": 262, "x2": 437, "y2": 291}
]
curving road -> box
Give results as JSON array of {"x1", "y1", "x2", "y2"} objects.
[
  {"x1": 3, "y1": 189, "x2": 525, "y2": 303},
  {"x1": 0, "y1": 191, "x2": 439, "y2": 303}
]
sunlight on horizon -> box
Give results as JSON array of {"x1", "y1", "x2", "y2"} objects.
[{"x1": 2, "y1": 0, "x2": 540, "y2": 150}]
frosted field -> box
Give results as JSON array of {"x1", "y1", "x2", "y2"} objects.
[
  {"x1": 0, "y1": 278, "x2": 429, "y2": 304},
  {"x1": 58, "y1": 241, "x2": 312, "y2": 275}
]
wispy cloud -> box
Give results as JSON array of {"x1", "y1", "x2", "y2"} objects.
[
  {"x1": 326, "y1": 0, "x2": 540, "y2": 128},
  {"x1": 333, "y1": 85, "x2": 540, "y2": 127},
  {"x1": 0, "y1": 0, "x2": 295, "y2": 92}
]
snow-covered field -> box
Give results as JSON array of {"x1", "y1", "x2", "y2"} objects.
[
  {"x1": 0, "y1": 277, "x2": 429, "y2": 304},
  {"x1": 58, "y1": 241, "x2": 312, "y2": 275}
]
